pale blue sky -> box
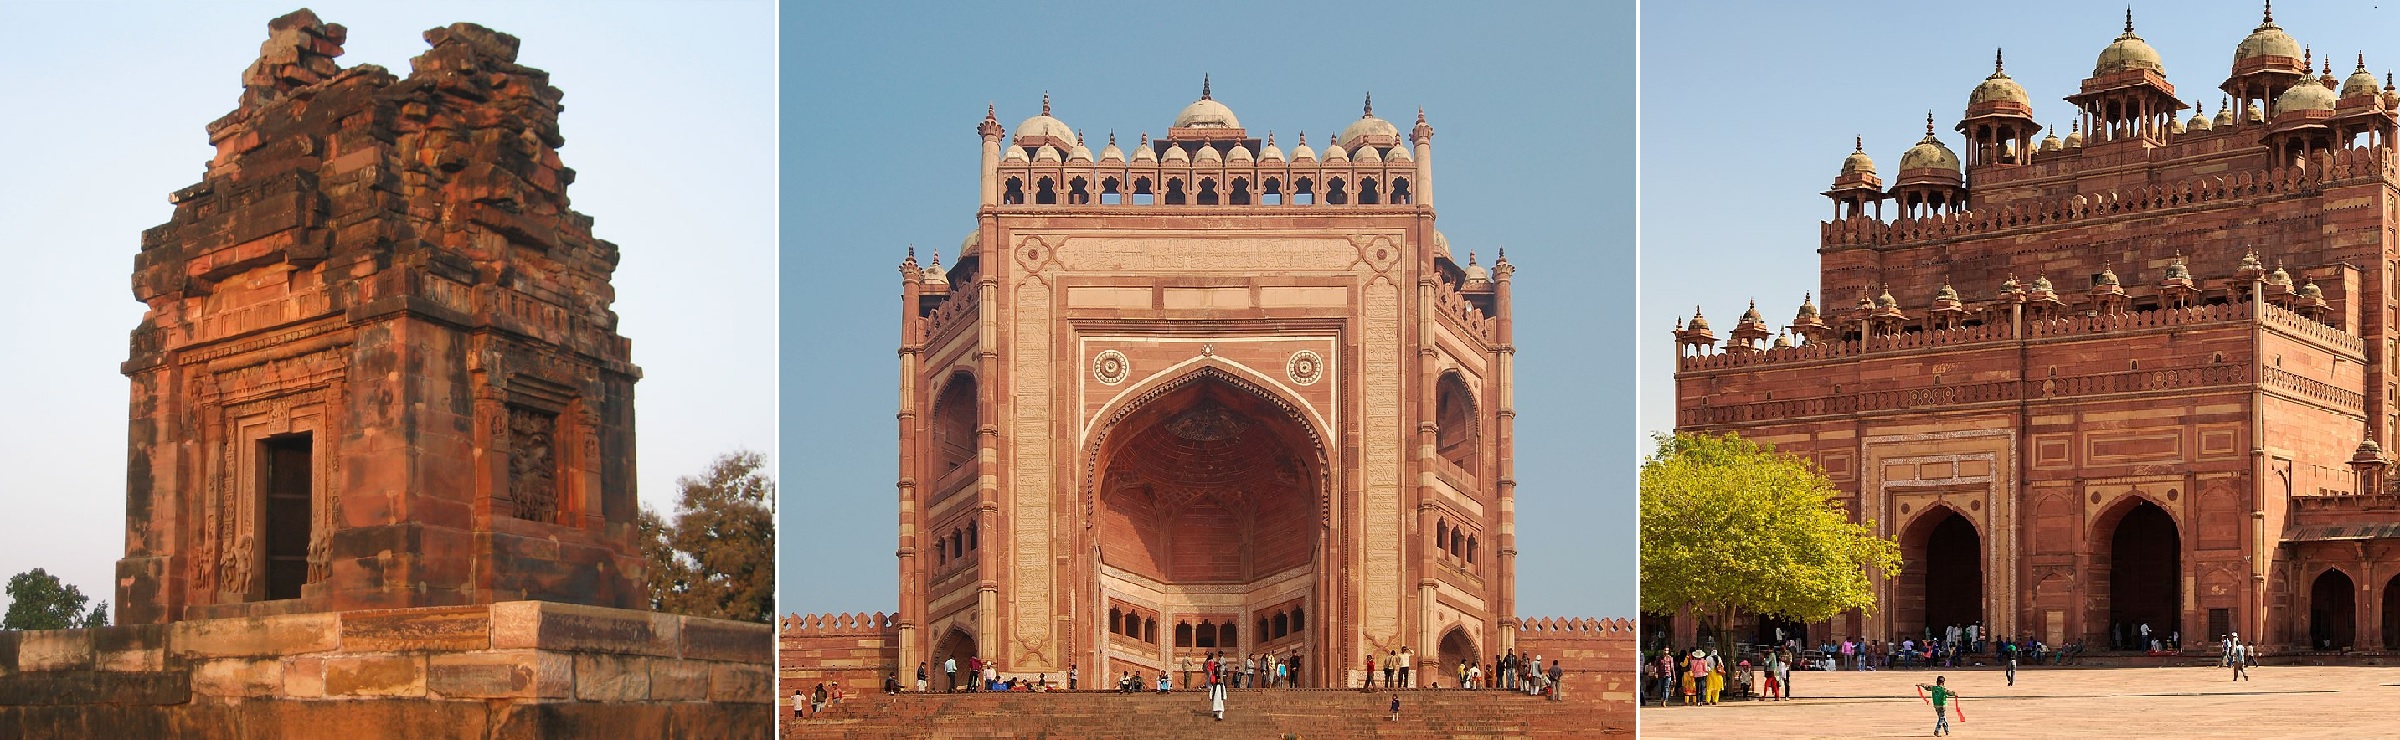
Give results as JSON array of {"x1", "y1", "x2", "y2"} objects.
[
  {"x1": 783, "y1": 0, "x2": 1638, "y2": 619},
  {"x1": 1639, "y1": 1, "x2": 2400, "y2": 441},
  {"x1": 0, "y1": 1, "x2": 775, "y2": 614}
]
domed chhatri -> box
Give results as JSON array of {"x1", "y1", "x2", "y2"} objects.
[
  {"x1": 2276, "y1": 64, "x2": 2338, "y2": 113},
  {"x1": 1172, "y1": 74, "x2": 1240, "y2": 130},
  {"x1": 2094, "y1": 8, "x2": 2165, "y2": 77},
  {"x1": 2342, "y1": 54, "x2": 2382, "y2": 99},
  {"x1": 1338, "y1": 92, "x2": 1401, "y2": 149},
  {"x1": 2232, "y1": 2, "x2": 2302, "y2": 67},
  {"x1": 1898, "y1": 114, "x2": 1962, "y2": 175},
  {"x1": 1013, "y1": 92, "x2": 1078, "y2": 150},
  {"x1": 1969, "y1": 48, "x2": 2032, "y2": 107},
  {"x1": 1839, "y1": 136, "x2": 1877, "y2": 177}
]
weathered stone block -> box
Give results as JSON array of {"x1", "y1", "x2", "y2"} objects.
[
  {"x1": 282, "y1": 656, "x2": 326, "y2": 697},
  {"x1": 322, "y1": 654, "x2": 426, "y2": 697},
  {"x1": 339, "y1": 605, "x2": 493, "y2": 652},
  {"x1": 679, "y1": 615, "x2": 771, "y2": 663},
  {"x1": 17, "y1": 630, "x2": 94, "y2": 672},
  {"x1": 570, "y1": 653, "x2": 649, "y2": 701},
  {"x1": 190, "y1": 658, "x2": 282, "y2": 697},
  {"x1": 426, "y1": 650, "x2": 571, "y2": 699},
  {"x1": 647, "y1": 659, "x2": 711, "y2": 701},
  {"x1": 708, "y1": 661, "x2": 773, "y2": 703},
  {"x1": 93, "y1": 624, "x2": 172, "y2": 672},
  {"x1": 491, "y1": 602, "x2": 675, "y2": 657},
  {"x1": 171, "y1": 613, "x2": 338, "y2": 658}
]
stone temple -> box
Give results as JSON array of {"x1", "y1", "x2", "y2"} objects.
[
  {"x1": 0, "y1": 11, "x2": 767, "y2": 736},
  {"x1": 1672, "y1": 6, "x2": 2400, "y2": 652},
  {"x1": 783, "y1": 84, "x2": 1633, "y2": 730}
]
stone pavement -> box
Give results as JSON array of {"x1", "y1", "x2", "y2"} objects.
[{"x1": 1639, "y1": 664, "x2": 2400, "y2": 737}]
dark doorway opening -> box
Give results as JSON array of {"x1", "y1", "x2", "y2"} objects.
[
  {"x1": 261, "y1": 433, "x2": 312, "y2": 600},
  {"x1": 2310, "y1": 569, "x2": 2357, "y2": 650},
  {"x1": 933, "y1": 629, "x2": 978, "y2": 691},
  {"x1": 1922, "y1": 513, "x2": 1983, "y2": 634},
  {"x1": 2107, "y1": 501, "x2": 2181, "y2": 647},
  {"x1": 1437, "y1": 628, "x2": 1477, "y2": 688}
]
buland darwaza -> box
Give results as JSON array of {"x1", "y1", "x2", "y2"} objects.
[
  {"x1": 1674, "y1": 5, "x2": 2400, "y2": 653},
  {"x1": 890, "y1": 80, "x2": 1520, "y2": 687}
]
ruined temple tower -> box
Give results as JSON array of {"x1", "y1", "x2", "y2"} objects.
[
  {"x1": 1675, "y1": 7, "x2": 2400, "y2": 651},
  {"x1": 892, "y1": 85, "x2": 1517, "y2": 686},
  {"x1": 116, "y1": 10, "x2": 643, "y2": 624}
]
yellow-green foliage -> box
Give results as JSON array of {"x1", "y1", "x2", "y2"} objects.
[{"x1": 1640, "y1": 432, "x2": 1899, "y2": 636}]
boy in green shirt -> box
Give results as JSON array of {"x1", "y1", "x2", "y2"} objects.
[{"x1": 1916, "y1": 676, "x2": 1957, "y2": 736}]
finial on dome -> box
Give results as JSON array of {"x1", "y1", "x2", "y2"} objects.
[
  {"x1": 1201, "y1": 73, "x2": 1212, "y2": 100},
  {"x1": 985, "y1": 103, "x2": 997, "y2": 120},
  {"x1": 1995, "y1": 47, "x2": 2004, "y2": 73},
  {"x1": 1109, "y1": 131, "x2": 1117, "y2": 145},
  {"x1": 1417, "y1": 106, "x2": 1427, "y2": 124},
  {"x1": 1363, "y1": 92, "x2": 1374, "y2": 118},
  {"x1": 907, "y1": 245, "x2": 916, "y2": 259},
  {"x1": 1855, "y1": 135, "x2": 1864, "y2": 152},
  {"x1": 2359, "y1": 52, "x2": 2368, "y2": 71},
  {"x1": 1266, "y1": 131, "x2": 1276, "y2": 146},
  {"x1": 1297, "y1": 130, "x2": 1307, "y2": 145},
  {"x1": 930, "y1": 249, "x2": 941, "y2": 267},
  {"x1": 1468, "y1": 250, "x2": 1477, "y2": 265},
  {"x1": 1496, "y1": 247, "x2": 1507, "y2": 261},
  {"x1": 1041, "y1": 92, "x2": 1051, "y2": 116},
  {"x1": 2306, "y1": 46, "x2": 2313, "y2": 69},
  {"x1": 1139, "y1": 131, "x2": 1149, "y2": 145},
  {"x1": 2264, "y1": 0, "x2": 2274, "y2": 24},
  {"x1": 1924, "y1": 110, "x2": 1936, "y2": 137},
  {"x1": 2124, "y1": 6, "x2": 2134, "y2": 34}
]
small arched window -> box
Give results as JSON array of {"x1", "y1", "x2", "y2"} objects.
[
  {"x1": 1293, "y1": 177, "x2": 1315, "y2": 205},
  {"x1": 1325, "y1": 178, "x2": 1348, "y2": 205},
  {"x1": 1165, "y1": 178, "x2": 1188, "y2": 205},
  {"x1": 1003, "y1": 177, "x2": 1025, "y2": 205},
  {"x1": 1359, "y1": 177, "x2": 1380, "y2": 204},
  {"x1": 1196, "y1": 621, "x2": 1217, "y2": 648},
  {"x1": 1109, "y1": 607, "x2": 1124, "y2": 635},
  {"x1": 1291, "y1": 607, "x2": 1305, "y2": 631},
  {"x1": 1035, "y1": 177, "x2": 1058, "y2": 204},
  {"x1": 1230, "y1": 178, "x2": 1252, "y2": 205},
  {"x1": 1144, "y1": 617, "x2": 1157, "y2": 643},
  {"x1": 1273, "y1": 613, "x2": 1290, "y2": 638},
  {"x1": 1221, "y1": 623, "x2": 1238, "y2": 647},
  {"x1": 1197, "y1": 178, "x2": 1219, "y2": 205},
  {"x1": 1391, "y1": 177, "x2": 1412, "y2": 204},
  {"x1": 1176, "y1": 622, "x2": 1195, "y2": 647}
]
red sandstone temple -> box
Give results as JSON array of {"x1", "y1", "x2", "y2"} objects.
[{"x1": 1673, "y1": 7, "x2": 2400, "y2": 653}]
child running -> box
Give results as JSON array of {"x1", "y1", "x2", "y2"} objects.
[{"x1": 1915, "y1": 675, "x2": 1958, "y2": 736}]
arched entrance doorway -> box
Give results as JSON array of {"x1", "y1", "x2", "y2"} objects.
[
  {"x1": 932, "y1": 628, "x2": 978, "y2": 692},
  {"x1": 2310, "y1": 569, "x2": 2357, "y2": 650},
  {"x1": 1437, "y1": 628, "x2": 1478, "y2": 688},
  {"x1": 1895, "y1": 507, "x2": 1982, "y2": 642},
  {"x1": 2100, "y1": 499, "x2": 2180, "y2": 650},
  {"x1": 1089, "y1": 369, "x2": 1327, "y2": 684}
]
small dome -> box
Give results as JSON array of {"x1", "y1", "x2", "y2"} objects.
[
  {"x1": 2239, "y1": 250, "x2": 2264, "y2": 272},
  {"x1": 1740, "y1": 301, "x2": 1764, "y2": 323},
  {"x1": 1970, "y1": 51, "x2": 2032, "y2": 106},
  {"x1": 1433, "y1": 230, "x2": 1452, "y2": 258},
  {"x1": 2165, "y1": 256, "x2": 2191, "y2": 281},
  {"x1": 2344, "y1": 56, "x2": 2381, "y2": 98},
  {"x1": 1463, "y1": 252, "x2": 1489, "y2": 283},
  {"x1": 2064, "y1": 121, "x2": 2086, "y2": 148},
  {"x1": 1838, "y1": 136, "x2": 1877, "y2": 176},
  {"x1": 1068, "y1": 143, "x2": 1092, "y2": 162},
  {"x1": 2094, "y1": 13, "x2": 2166, "y2": 77},
  {"x1": 1936, "y1": 284, "x2": 1960, "y2": 302},
  {"x1": 1173, "y1": 76, "x2": 1240, "y2": 129},
  {"x1": 2187, "y1": 102, "x2": 2213, "y2": 131},
  {"x1": 1228, "y1": 145, "x2": 1254, "y2": 163},
  {"x1": 1002, "y1": 145, "x2": 1029, "y2": 162},
  {"x1": 922, "y1": 253, "x2": 950, "y2": 286},
  {"x1": 1795, "y1": 293, "x2": 1821, "y2": 319},
  {"x1": 1034, "y1": 145, "x2": 1062, "y2": 162},
  {"x1": 2097, "y1": 266, "x2": 2121, "y2": 287},
  {"x1": 1686, "y1": 310, "x2": 1712, "y2": 332},
  {"x1": 2268, "y1": 265, "x2": 2293, "y2": 286},
  {"x1": 1133, "y1": 135, "x2": 1158, "y2": 162},
  {"x1": 2232, "y1": 11, "x2": 2301, "y2": 65},
  {"x1": 1260, "y1": 134, "x2": 1285, "y2": 162},
  {"x1": 1100, "y1": 135, "x2": 1124, "y2": 162},
  {"x1": 1290, "y1": 132, "x2": 1316, "y2": 162},
  {"x1": 1339, "y1": 94, "x2": 1401, "y2": 148},
  {"x1": 2277, "y1": 74, "x2": 2338, "y2": 112},
  {"x1": 1014, "y1": 95, "x2": 1078, "y2": 147},
  {"x1": 1898, "y1": 126, "x2": 1962, "y2": 174},
  {"x1": 1195, "y1": 145, "x2": 1222, "y2": 163},
  {"x1": 1162, "y1": 145, "x2": 1189, "y2": 163},
  {"x1": 1772, "y1": 332, "x2": 1795, "y2": 349},
  {"x1": 2032, "y1": 275, "x2": 2054, "y2": 292},
  {"x1": 2215, "y1": 99, "x2": 2236, "y2": 126},
  {"x1": 1356, "y1": 144, "x2": 1383, "y2": 163},
  {"x1": 1874, "y1": 289, "x2": 1898, "y2": 309},
  {"x1": 2244, "y1": 101, "x2": 2265, "y2": 122},
  {"x1": 2039, "y1": 127, "x2": 2064, "y2": 152},
  {"x1": 960, "y1": 230, "x2": 979, "y2": 258},
  {"x1": 1388, "y1": 145, "x2": 1413, "y2": 162},
  {"x1": 2301, "y1": 280, "x2": 2325, "y2": 299},
  {"x1": 1999, "y1": 276, "x2": 2023, "y2": 297},
  {"x1": 1324, "y1": 143, "x2": 1349, "y2": 162}
]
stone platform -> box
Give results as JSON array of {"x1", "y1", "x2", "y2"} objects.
[
  {"x1": 1639, "y1": 663, "x2": 2400, "y2": 737},
  {"x1": 789, "y1": 687, "x2": 1631, "y2": 738},
  {"x1": 0, "y1": 601, "x2": 772, "y2": 738}
]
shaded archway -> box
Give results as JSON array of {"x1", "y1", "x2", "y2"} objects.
[
  {"x1": 932, "y1": 628, "x2": 978, "y2": 692},
  {"x1": 2100, "y1": 499, "x2": 2181, "y2": 648},
  {"x1": 2310, "y1": 569, "x2": 2356, "y2": 650},
  {"x1": 1895, "y1": 506, "x2": 1982, "y2": 641},
  {"x1": 1437, "y1": 628, "x2": 1477, "y2": 688},
  {"x1": 1435, "y1": 373, "x2": 1480, "y2": 480},
  {"x1": 1087, "y1": 368, "x2": 1328, "y2": 682},
  {"x1": 2383, "y1": 574, "x2": 2400, "y2": 650},
  {"x1": 929, "y1": 373, "x2": 977, "y2": 477}
]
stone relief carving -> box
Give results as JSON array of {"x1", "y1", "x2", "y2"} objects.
[
  {"x1": 1093, "y1": 349, "x2": 1129, "y2": 385},
  {"x1": 508, "y1": 406, "x2": 560, "y2": 522},
  {"x1": 1286, "y1": 350, "x2": 1325, "y2": 386}
]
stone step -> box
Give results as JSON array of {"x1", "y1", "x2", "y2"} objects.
[{"x1": 787, "y1": 688, "x2": 1627, "y2": 738}]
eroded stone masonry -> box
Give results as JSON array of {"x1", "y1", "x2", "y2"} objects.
[
  {"x1": 1675, "y1": 7, "x2": 2400, "y2": 652},
  {"x1": 118, "y1": 8, "x2": 642, "y2": 624}
]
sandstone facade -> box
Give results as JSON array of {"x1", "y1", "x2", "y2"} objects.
[
  {"x1": 1673, "y1": 9, "x2": 2400, "y2": 651},
  {"x1": 117, "y1": 9, "x2": 642, "y2": 624}
]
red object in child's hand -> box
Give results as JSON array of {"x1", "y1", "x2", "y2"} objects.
[
  {"x1": 1953, "y1": 698, "x2": 1966, "y2": 723},
  {"x1": 1916, "y1": 686, "x2": 1928, "y2": 704}
]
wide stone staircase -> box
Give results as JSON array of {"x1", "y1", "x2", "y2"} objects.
[{"x1": 788, "y1": 687, "x2": 1630, "y2": 738}]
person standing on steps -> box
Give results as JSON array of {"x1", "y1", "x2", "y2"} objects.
[
  {"x1": 916, "y1": 662, "x2": 929, "y2": 693},
  {"x1": 1547, "y1": 660, "x2": 1565, "y2": 701},
  {"x1": 1211, "y1": 674, "x2": 1228, "y2": 721},
  {"x1": 1068, "y1": 663, "x2": 1078, "y2": 691},
  {"x1": 1398, "y1": 646, "x2": 1414, "y2": 688},
  {"x1": 944, "y1": 656, "x2": 958, "y2": 693},
  {"x1": 792, "y1": 687, "x2": 806, "y2": 719},
  {"x1": 1385, "y1": 650, "x2": 1399, "y2": 689},
  {"x1": 1388, "y1": 693, "x2": 1401, "y2": 722}
]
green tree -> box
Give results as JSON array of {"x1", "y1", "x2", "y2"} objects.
[
  {"x1": 1640, "y1": 431, "x2": 1900, "y2": 653},
  {"x1": 641, "y1": 450, "x2": 775, "y2": 623},
  {"x1": 4, "y1": 568, "x2": 107, "y2": 630}
]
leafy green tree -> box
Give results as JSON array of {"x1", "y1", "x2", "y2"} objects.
[
  {"x1": 1640, "y1": 431, "x2": 1900, "y2": 653},
  {"x1": 641, "y1": 450, "x2": 775, "y2": 623},
  {"x1": 4, "y1": 568, "x2": 106, "y2": 630}
]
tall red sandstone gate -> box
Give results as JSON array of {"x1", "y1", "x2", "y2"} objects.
[
  {"x1": 1675, "y1": 7, "x2": 2400, "y2": 652},
  {"x1": 888, "y1": 84, "x2": 1518, "y2": 686},
  {"x1": 117, "y1": 9, "x2": 643, "y2": 625}
]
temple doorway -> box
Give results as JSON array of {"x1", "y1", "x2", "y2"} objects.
[
  {"x1": 1896, "y1": 507, "x2": 1982, "y2": 641},
  {"x1": 2310, "y1": 569, "x2": 2356, "y2": 650},
  {"x1": 2102, "y1": 500, "x2": 2181, "y2": 649}
]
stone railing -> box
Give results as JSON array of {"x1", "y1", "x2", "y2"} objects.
[
  {"x1": 1432, "y1": 281, "x2": 1496, "y2": 345},
  {"x1": 2261, "y1": 301, "x2": 2367, "y2": 355},
  {"x1": 2262, "y1": 366, "x2": 2368, "y2": 410},
  {"x1": 922, "y1": 281, "x2": 982, "y2": 344},
  {"x1": 2021, "y1": 302, "x2": 2245, "y2": 339},
  {"x1": 1822, "y1": 146, "x2": 2393, "y2": 247},
  {"x1": 1680, "y1": 300, "x2": 2362, "y2": 375}
]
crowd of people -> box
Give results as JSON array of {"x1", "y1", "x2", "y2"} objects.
[
  {"x1": 1642, "y1": 623, "x2": 2110, "y2": 707},
  {"x1": 1356, "y1": 647, "x2": 1567, "y2": 700}
]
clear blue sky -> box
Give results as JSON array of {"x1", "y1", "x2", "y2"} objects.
[
  {"x1": 784, "y1": 0, "x2": 1637, "y2": 619},
  {"x1": 1638, "y1": 0, "x2": 2400, "y2": 441},
  {"x1": 0, "y1": 1, "x2": 775, "y2": 614}
]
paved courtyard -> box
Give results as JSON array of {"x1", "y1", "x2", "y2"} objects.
[{"x1": 1639, "y1": 664, "x2": 2400, "y2": 737}]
